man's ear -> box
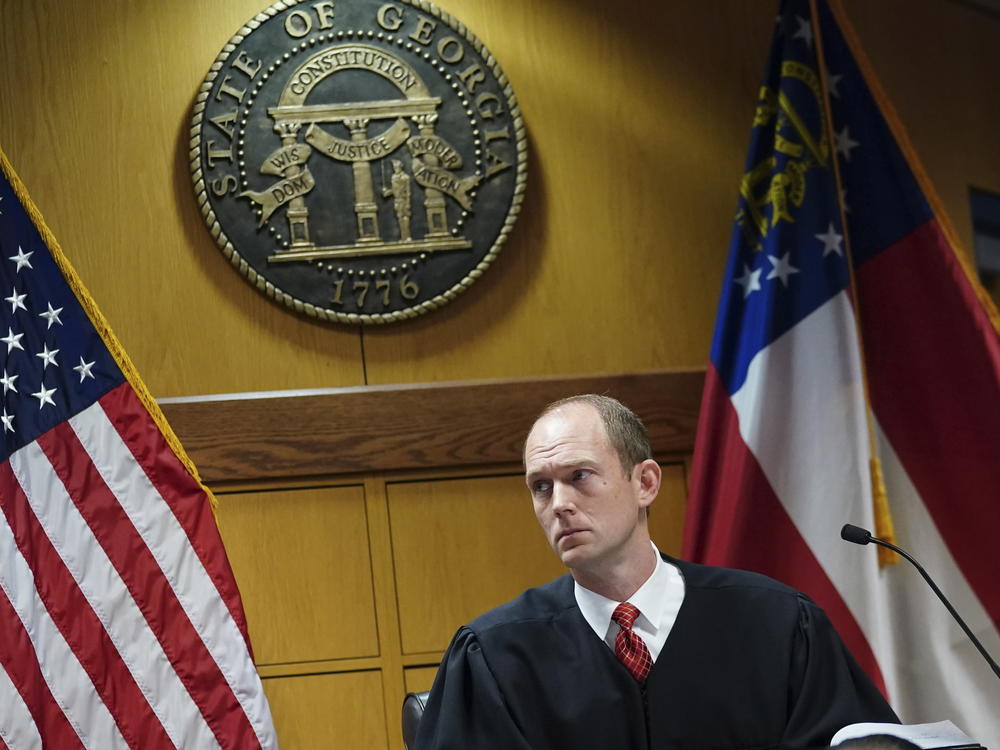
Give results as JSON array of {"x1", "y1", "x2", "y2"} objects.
[{"x1": 635, "y1": 459, "x2": 661, "y2": 509}]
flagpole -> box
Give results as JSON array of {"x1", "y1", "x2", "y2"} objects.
[{"x1": 808, "y1": 0, "x2": 897, "y2": 566}]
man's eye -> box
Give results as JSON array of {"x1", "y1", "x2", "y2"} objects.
[
  {"x1": 533, "y1": 481, "x2": 552, "y2": 496},
  {"x1": 572, "y1": 469, "x2": 590, "y2": 481}
]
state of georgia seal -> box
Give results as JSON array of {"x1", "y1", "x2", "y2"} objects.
[{"x1": 190, "y1": 0, "x2": 527, "y2": 323}]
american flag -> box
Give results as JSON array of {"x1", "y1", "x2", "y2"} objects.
[
  {"x1": 684, "y1": 0, "x2": 1000, "y2": 745},
  {"x1": 0, "y1": 151, "x2": 278, "y2": 748}
]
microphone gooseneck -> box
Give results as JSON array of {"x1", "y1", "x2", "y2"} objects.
[{"x1": 840, "y1": 524, "x2": 1000, "y2": 682}]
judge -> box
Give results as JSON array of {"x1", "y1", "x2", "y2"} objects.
[{"x1": 414, "y1": 394, "x2": 897, "y2": 749}]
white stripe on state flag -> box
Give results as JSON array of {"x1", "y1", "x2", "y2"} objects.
[
  {"x1": 7, "y1": 440, "x2": 220, "y2": 750},
  {"x1": 873, "y1": 422, "x2": 1000, "y2": 743},
  {"x1": 730, "y1": 290, "x2": 1000, "y2": 743},
  {"x1": 729, "y1": 292, "x2": 900, "y2": 695},
  {"x1": 0, "y1": 662, "x2": 41, "y2": 750},
  {"x1": 69, "y1": 402, "x2": 275, "y2": 748},
  {"x1": 0, "y1": 510, "x2": 127, "y2": 750}
]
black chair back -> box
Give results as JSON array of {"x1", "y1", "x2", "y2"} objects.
[{"x1": 401, "y1": 691, "x2": 431, "y2": 749}]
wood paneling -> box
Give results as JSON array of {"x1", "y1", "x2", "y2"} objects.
[
  {"x1": 4, "y1": 1, "x2": 1000, "y2": 747},
  {"x1": 359, "y1": 0, "x2": 775, "y2": 384},
  {"x1": 840, "y1": 0, "x2": 1000, "y2": 253},
  {"x1": 0, "y1": 2, "x2": 366, "y2": 398},
  {"x1": 3, "y1": 1, "x2": 998, "y2": 396},
  {"x1": 161, "y1": 369, "x2": 704, "y2": 483},
  {"x1": 199, "y1": 385, "x2": 694, "y2": 747},
  {"x1": 404, "y1": 667, "x2": 439, "y2": 695},
  {"x1": 648, "y1": 463, "x2": 689, "y2": 558},
  {"x1": 214, "y1": 484, "x2": 378, "y2": 664},
  {"x1": 262, "y1": 670, "x2": 388, "y2": 749},
  {"x1": 388, "y1": 474, "x2": 565, "y2": 653},
  {"x1": 387, "y1": 463, "x2": 689, "y2": 655}
]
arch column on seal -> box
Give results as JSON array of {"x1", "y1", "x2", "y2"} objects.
[
  {"x1": 274, "y1": 120, "x2": 314, "y2": 249},
  {"x1": 412, "y1": 113, "x2": 449, "y2": 238},
  {"x1": 344, "y1": 117, "x2": 381, "y2": 242}
]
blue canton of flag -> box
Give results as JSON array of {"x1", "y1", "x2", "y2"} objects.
[
  {"x1": 0, "y1": 179, "x2": 123, "y2": 456},
  {"x1": 712, "y1": 4, "x2": 852, "y2": 395}
]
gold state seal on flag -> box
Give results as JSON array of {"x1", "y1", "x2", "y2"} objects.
[{"x1": 190, "y1": 0, "x2": 527, "y2": 323}]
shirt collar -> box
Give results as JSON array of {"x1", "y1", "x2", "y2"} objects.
[{"x1": 574, "y1": 542, "x2": 671, "y2": 640}]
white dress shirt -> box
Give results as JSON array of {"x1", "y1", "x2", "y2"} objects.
[{"x1": 573, "y1": 544, "x2": 685, "y2": 661}]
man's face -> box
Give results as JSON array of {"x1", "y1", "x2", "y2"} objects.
[{"x1": 524, "y1": 403, "x2": 654, "y2": 574}]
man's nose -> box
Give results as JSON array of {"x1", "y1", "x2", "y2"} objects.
[{"x1": 552, "y1": 483, "x2": 575, "y2": 514}]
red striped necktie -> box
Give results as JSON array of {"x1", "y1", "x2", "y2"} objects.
[{"x1": 612, "y1": 602, "x2": 653, "y2": 682}]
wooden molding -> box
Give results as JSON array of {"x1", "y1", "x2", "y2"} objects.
[{"x1": 159, "y1": 369, "x2": 705, "y2": 484}]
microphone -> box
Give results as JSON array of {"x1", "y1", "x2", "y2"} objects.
[{"x1": 840, "y1": 524, "x2": 1000, "y2": 681}]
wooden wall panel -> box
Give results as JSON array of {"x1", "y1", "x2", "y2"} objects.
[
  {"x1": 359, "y1": 0, "x2": 775, "y2": 384},
  {"x1": 262, "y1": 671, "x2": 388, "y2": 748},
  {"x1": 215, "y1": 485, "x2": 378, "y2": 663},
  {"x1": 388, "y1": 474, "x2": 565, "y2": 654},
  {"x1": 388, "y1": 463, "x2": 689, "y2": 656},
  {"x1": 3, "y1": 1, "x2": 1000, "y2": 747},
  {"x1": 162, "y1": 370, "x2": 703, "y2": 483},
  {"x1": 647, "y1": 463, "x2": 688, "y2": 558},
  {"x1": 0, "y1": 1, "x2": 366, "y2": 398},
  {"x1": 404, "y1": 667, "x2": 439, "y2": 695},
  {"x1": 2, "y1": 1, "x2": 998, "y2": 397},
  {"x1": 841, "y1": 0, "x2": 1000, "y2": 253}
]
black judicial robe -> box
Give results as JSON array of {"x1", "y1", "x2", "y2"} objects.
[{"x1": 414, "y1": 557, "x2": 897, "y2": 749}]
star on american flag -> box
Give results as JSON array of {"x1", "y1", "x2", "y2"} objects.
[{"x1": 9, "y1": 246, "x2": 32, "y2": 272}]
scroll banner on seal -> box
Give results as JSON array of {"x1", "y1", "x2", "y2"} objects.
[
  {"x1": 684, "y1": 0, "x2": 1000, "y2": 745},
  {"x1": 406, "y1": 134, "x2": 463, "y2": 169},
  {"x1": 242, "y1": 167, "x2": 316, "y2": 226},
  {"x1": 305, "y1": 120, "x2": 410, "y2": 162},
  {"x1": 0, "y1": 147, "x2": 278, "y2": 748},
  {"x1": 411, "y1": 157, "x2": 480, "y2": 211},
  {"x1": 260, "y1": 143, "x2": 313, "y2": 177}
]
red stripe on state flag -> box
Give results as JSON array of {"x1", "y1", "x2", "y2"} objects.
[
  {"x1": 857, "y1": 220, "x2": 1000, "y2": 625},
  {"x1": 0, "y1": 459, "x2": 172, "y2": 750},
  {"x1": 98, "y1": 384, "x2": 252, "y2": 648},
  {"x1": 684, "y1": 365, "x2": 886, "y2": 694},
  {"x1": 38, "y1": 419, "x2": 258, "y2": 750},
  {"x1": 0, "y1": 522, "x2": 85, "y2": 748}
]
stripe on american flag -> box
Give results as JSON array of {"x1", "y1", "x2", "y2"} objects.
[
  {"x1": 0, "y1": 147, "x2": 277, "y2": 749},
  {"x1": 0, "y1": 386, "x2": 275, "y2": 749},
  {"x1": 0, "y1": 501, "x2": 128, "y2": 748},
  {"x1": 1, "y1": 452, "x2": 176, "y2": 749},
  {"x1": 13, "y1": 433, "x2": 214, "y2": 749},
  {"x1": 0, "y1": 660, "x2": 41, "y2": 750},
  {"x1": 78, "y1": 386, "x2": 271, "y2": 747}
]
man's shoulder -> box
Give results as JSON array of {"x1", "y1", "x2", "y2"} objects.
[
  {"x1": 672, "y1": 556, "x2": 807, "y2": 603},
  {"x1": 467, "y1": 574, "x2": 577, "y2": 635}
]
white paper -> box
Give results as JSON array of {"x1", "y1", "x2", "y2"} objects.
[{"x1": 831, "y1": 720, "x2": 978, "y2": 748}]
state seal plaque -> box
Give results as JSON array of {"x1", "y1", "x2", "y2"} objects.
[{"x1": 190, "y1": 0, "x2": 526, "y2": 323}]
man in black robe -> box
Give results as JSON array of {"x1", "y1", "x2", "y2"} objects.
[{"x1": 414, "y1": 395, "x2": 897, "y2": 749}]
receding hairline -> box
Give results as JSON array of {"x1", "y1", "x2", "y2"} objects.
[{"x1": 523, "y1": 394, "x2": 651, "y2": 475}]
